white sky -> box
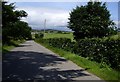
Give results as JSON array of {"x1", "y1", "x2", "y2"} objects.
[
  {"x1": 7, "y1": 0, "x2": 119, "y2": 30},
  {"x1": 17, "y1": 6, "x2": 70, "y2": 30}
]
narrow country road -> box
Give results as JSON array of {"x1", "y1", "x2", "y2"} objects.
[{"x1": 3, "y1": 40, "x2": 101, "y2": 81}]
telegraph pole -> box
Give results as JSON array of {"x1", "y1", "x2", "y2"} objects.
[{"x1": 44, "y1": 19, "x2": 46, "y2": 35}]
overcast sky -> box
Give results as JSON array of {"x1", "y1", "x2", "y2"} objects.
[{"x1": 8, "y1": 1, "x2": 119, "y2": 31}]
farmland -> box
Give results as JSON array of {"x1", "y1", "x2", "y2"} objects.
[
  {"x1": 44, "y1": 32, "x2": 74, "y2": 40},
  {"x1": 32, "y1": 29, "x2": 74, "y2": 41},
  {"x1": 32, "y1": 29, "x2": 120, "y2": 41}
]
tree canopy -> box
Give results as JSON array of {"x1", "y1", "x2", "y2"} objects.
[
  {"x1": 2, "y1": 2, "x2": 32, "y2": 44},
  {"x1": 68, "y1": 1, "x2": 117, "y2": 41}
]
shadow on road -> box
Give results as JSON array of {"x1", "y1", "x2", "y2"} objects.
[
  {"x1": 18, "y1": 44, "x2": 32, "y2": 47},
  {"x1": 3, "y1": 51, "x2": 90, "y2": 81}
]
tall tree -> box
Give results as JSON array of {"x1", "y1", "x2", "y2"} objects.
[
  {"x1": 2, "y1": 2, "x2": 27, "y2": 28},
  {"x1": 2, "y1": 2, "x2": 31, "y2": 44},
  {"x1": 68, "y1": 1, "x2": 117, "y2": 41}
]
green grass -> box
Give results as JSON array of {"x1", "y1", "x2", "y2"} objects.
[
  {"x1": 44, "y1": 33, "x2": 74, "y2": 41},
  {"x1": 102, "y1": 33, "x2": 120, "y2": 41},
  {"x1": 35, "y1": 40, "x2": 120, "y2": 81},
  {"x1": 3, "y1": 40, "x2": 25, "y2": 54},
  {"x1": 110, "y1": 35, "x2": 119, "y2": 40},
  {"x1": 35, "y1": 32, "x2": 120, "y2": 42}
]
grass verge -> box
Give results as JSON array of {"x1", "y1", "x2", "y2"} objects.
[
  {"x1": 3, "y1": 40, "x2": 25, "y2": 54},
  {"x1": 35, "y1": 40, "x2": 120, "y2": 82}
]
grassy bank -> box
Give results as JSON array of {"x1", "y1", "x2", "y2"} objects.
[
  {"x1": 3, "y1": 40, "x2": 25, "y2": 54},
  {"x1": 35, "y1": 39, "x2": 120, "y2": 81}
]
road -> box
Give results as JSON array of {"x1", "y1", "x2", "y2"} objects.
[{"x1": 3, "y1": 40, "x2": 102, "y2": 81}]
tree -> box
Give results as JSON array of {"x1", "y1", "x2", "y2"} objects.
[
  {"x1": 9, "y1": 21, "x2": 32, "y2": 40},
  {"x1": 35, "y1": 33, "x2": 44, "y2": 39},
  {"x1": 2, "y1": 2, "x2": 27, "y2": 28},
  {"x1": 2, "y1": 2, "x2": 31, "y2": 44},
  {"x1": 68, "y1": 1, "x2": 117, "y2": 41}
]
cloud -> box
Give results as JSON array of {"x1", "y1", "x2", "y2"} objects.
[
  {"x1": 17, "y1": 7, "x2": 70, "y2": 29},
  {"x1": 113, "y1": 21, "x2": 120, "y2": 28}
]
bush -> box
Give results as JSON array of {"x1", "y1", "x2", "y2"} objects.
[
  {"x1": 73, "y1": 38, "x2": 120, "y2": 69},
  {"x1": 35, "y1": 34, "x2": 39, "y2": 38},
  {"x1": 39, "y1": 33, "x2": 44, "y2": 38},
  {"x1": 57, "y1": 31, "x2": 62, "y2": 33},
  {"x1": 35, "y1": 33, "x2": 44, "y2": 39},
  {"x1": 36, "y1": 37, "x2": 120, "y2": 70}
]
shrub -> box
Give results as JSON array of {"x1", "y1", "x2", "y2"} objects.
[
  {"x1": 35, "y1": 34, "x2": 39, "y2": 38},
  {"x1": 36, "y1": 37, "x2": 120, "y2": 70},
  {"x1": 35, "y1": 33, "x2": 44, "y2": 39},
  {"x1": 39, "y1": 33, "x2": 44, "y2": 38},
  {"x1": 73, "y1": 38, "x2": 120, "y2": 69}
]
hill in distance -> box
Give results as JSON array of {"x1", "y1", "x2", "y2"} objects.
[{"x1": 32, "y1": 28, "x2": 72, "y2": 33}]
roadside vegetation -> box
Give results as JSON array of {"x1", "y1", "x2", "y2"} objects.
[
  {"x1": 35, "y1": 1, "x2": 120, "y2": 81},
  {"x1": 35, "y1": 38, "x2": 120, "y2": 81},
  {"x1": 2, "y1": 0, "x2": 120, "y2": 81},
  {"x1": 3, "y1": 40, "x2": 25, "y2": 54},
  {"x1": 2, "y1": 2, "x2": 32, "y2": 53}
]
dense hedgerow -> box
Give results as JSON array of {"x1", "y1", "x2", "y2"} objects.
[
  {"x1": 36, "y1": 38, "x2": 120, "y2": 70},
  {"x1": 73, "y1": 38, "x2": 120, "y2": 69},
  {"x1": 36, "y1": 38, "x2": 74, "y2": 52}
]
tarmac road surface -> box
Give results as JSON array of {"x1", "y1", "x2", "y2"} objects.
[{"x1": 3, "y1": 40, "x2": 102, "y2": 81}]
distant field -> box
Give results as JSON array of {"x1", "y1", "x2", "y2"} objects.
[
  {"x1": 107, "y1": 32, "x2": 120, "y2": 40},
  {"x1": 110, "y1": 35, "x2": 119, "y2": 40},
  {"x1": 32, "y1": 30, "x2": 120, "y2": 41},
  {"x1": 44, "y1": 33, "x2": 74, "y2": 41}
]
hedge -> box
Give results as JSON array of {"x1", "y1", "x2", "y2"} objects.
[
  {"x1": 36, "y1": 38, "x2": 120, "y2": 70},
  {"x1": 35, "y1": 33, "x2": 44, "y2": 39},
  {"x1": 74, "y1": 38, "x2": 120, "y2": 69}
]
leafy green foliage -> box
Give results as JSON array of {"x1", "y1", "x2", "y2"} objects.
[
  {"x1": 2, "y1": 2, "x2": 27, "y2": 27},
  {"x1": 35, "y1": 34, "x2": 39, "y2": 38},
  {"x1": 36, "y1": 38, "x2": 120, "y2": 70},
  {"x1": 36, "y1": 38, "x2": 74, "y2": 52},
  {"x1": 35, "y1": 39, "x2": 120, "y2": 80},
  {"x1": 2, "y1": 2, "x2": 32, "y2": 44},
  {"x1": 3, "y1": 40, "x2": 25, "y2": 54},
  {"x1": 68, "y1": 1, "x2": 117, "y2": 41},
  {"x1": 35, "y1": 33, "x2": 44, "y2": 39},
  {"x1": 39, "y1": 33, "x2": 44, "y2": 38},
  {"x1": 73, "y1": 38, "x2": 120, "y2": 69}
]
